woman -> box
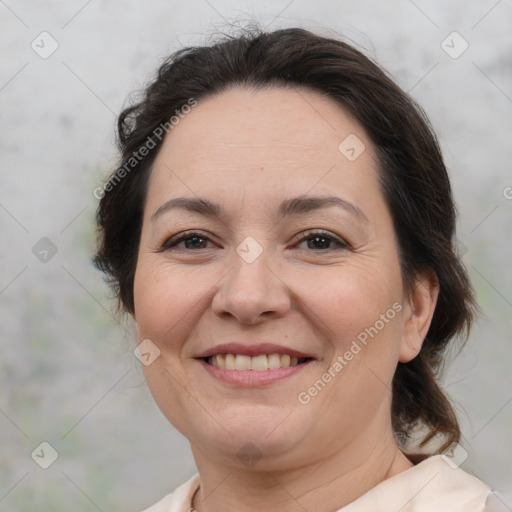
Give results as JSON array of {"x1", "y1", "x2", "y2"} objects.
[{"x1": 93, "y1": 26, "x2": 502, "y2": 511}]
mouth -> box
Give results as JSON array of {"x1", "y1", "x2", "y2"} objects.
[
  {"x1": 194, "y1": 343, "x2": 316, "y2": 387},
  {"x1": 204, "y1": 353, "x2": 312, "y2": 370}
]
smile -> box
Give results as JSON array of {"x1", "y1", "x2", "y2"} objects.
[
  {"x1": 205, "y1": 353, "x2": 310, "y2": 370},
  {"x1": 195, "y1": 342, "x2": 316, "y2": 386}
]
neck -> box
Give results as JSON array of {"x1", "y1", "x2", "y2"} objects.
[{"x1": 190, "y1": 426, "x2": 414, "y2": 512}]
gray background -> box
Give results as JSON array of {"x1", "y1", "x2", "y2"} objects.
[{"x1": 0, "y1": 0, "x2": 511, "y2": 510}]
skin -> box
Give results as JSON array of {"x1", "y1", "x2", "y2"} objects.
[{"x1": 132, "y1": 86, "x2": 439, "y2": 512}]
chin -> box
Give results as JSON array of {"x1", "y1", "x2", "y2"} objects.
[{"x1": 186, "y1": 405, "x2": 314, "y2": 470}]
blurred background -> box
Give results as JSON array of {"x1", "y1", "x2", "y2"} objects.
[{"x1": 1, "y1": 0, "x2": 511, "y2": 510}]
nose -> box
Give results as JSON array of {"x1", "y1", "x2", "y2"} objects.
[{"x1": 211, "y1": 244, "x2": 291, "y2": 325}]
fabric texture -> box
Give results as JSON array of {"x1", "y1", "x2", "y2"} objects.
[{"x1": 139, "y1": 454, "x2": 496, "y2": 511}]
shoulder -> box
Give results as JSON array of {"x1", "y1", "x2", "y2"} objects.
[
  {"x1": 397, "y1": 455, "x2": 493, "y2": 511},
  {"x1": 340, "y1": 454, "x2": 494, "y2": 511},
  {"x1": 139, "y1": 474, "x2": 200, "y2": 512}
]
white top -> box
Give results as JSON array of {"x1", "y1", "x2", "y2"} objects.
[{"x1": 140, "y1": 455, "x2": 502, "y2": 512}]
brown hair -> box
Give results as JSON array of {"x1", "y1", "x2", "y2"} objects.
[{"x1": 93, "y1": 25, "x2": 477, "y2": 452}]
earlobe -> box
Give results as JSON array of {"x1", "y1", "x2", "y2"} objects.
[{"x1": 399, "y1": 271, "x2": 440, "y2": 363}]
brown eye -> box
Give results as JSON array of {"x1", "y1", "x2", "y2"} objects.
[
  {"x1": 294, "y1": 230, "x2": 349, "y2": 251},
  {"x1": 161, "y1": 231, "x2": 215, "y2": 251}
]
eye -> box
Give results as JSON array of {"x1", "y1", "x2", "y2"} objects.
[
  {"x1": 293, "y1": 229, "x2": 349, "y2": 251},
  {"x1": 160, "y1": 231, "x2": 215, "y2": 251},
  {"x1": 159, "y1": 229, "x2": 350, "y2": 253}
]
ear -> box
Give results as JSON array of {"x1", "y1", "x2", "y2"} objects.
[{"x1": 399, "y1": 270, "x2": 440, "y2": 363}]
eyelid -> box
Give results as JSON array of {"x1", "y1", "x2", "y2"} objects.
[
  {"x1": 159, "y1": 228, "x2": 350, "y2": 252},
  {"x1": 292, "y1": 228, "x2": 348, "y2": 245},
  {"x1": 159, "y1": 230, "x2": 217, "y2": 251}
]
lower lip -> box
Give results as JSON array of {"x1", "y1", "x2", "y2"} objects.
[{"x1": 198, "y1": 359, "x2": 312, "y2": 387}]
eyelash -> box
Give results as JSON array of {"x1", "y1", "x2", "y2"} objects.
[{"x1": 159, "y1": 229, "x2": 350, "y2": 253}]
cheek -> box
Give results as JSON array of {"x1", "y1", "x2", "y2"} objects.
[
  {"x1": 306, "y1": 262, "x2": 402, "y2": 341},
  {"x1": 134, "y1": 261, "x2": 204, "y2": 434},
  {"x1": 133, "y1": 260, "x2": 201, "y2": 345},
  {"x1": 305, "y1": 262, "x2": 404, "y2": 396}
]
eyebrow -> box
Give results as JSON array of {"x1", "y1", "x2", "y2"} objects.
[{"x1": 151, "y1": 195, "x2": 369, "y2": 224}]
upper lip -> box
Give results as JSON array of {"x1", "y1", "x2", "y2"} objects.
[{"x1": 195, "y1": 342, "x2": 316, "y2": 360}]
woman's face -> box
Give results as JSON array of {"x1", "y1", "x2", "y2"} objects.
[{"x1": 133, "y1": 86, "x2": 433, "y2": 470}]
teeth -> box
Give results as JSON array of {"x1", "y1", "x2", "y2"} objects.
[
  {"x1": 207, "y1": 353, "x2": 306, "y2": 370},
  {"x1": 235, "y1": 354, "x2": 251, "y2": 370},
  {"x1": 251, "y1": 355, "x2": 268, "y2": 370},
  {"x1": 225, "y1": 353, "x2": 236, "y2": 370},
  {"x1": 267, "y1": 353, "x2": 281, "y2": 369}
]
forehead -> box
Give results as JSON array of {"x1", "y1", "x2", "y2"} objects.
[
  {"x1": 157, "y1": 85, "x2": 372, "y2": 158},
  {"x1": 146, "y1": 86, "x2": 382, "y2": 218}
]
